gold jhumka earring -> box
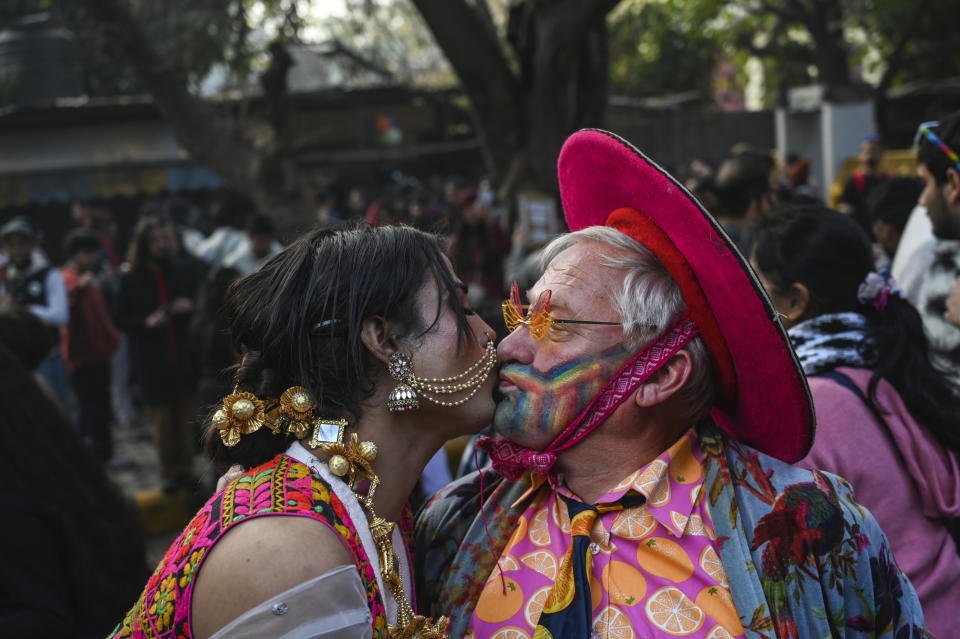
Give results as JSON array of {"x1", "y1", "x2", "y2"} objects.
[{"x1": 386, "y1": 340, "x2": 498, "y2": 413}]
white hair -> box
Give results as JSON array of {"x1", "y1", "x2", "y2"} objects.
[{"x1": 541, "y1": 226, "x2": 717, "y2": 424}]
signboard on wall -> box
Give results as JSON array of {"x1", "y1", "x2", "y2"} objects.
[{"x1": 517, "y1": 190, "x2": 559, "y2": 247}]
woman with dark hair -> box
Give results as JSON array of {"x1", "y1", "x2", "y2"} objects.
[
  {"x1": 118, "y1": 214, "x2": 206, "y2": 493},
  {"x1": 111, "y1": 224, "x2": 498, "y2": 639},
  {"x1": 0, "y1": 341, "x2": 148, "y2": 638},
  {"x1": 750, "y1": 204, "x2": 960, "y2": 637}
]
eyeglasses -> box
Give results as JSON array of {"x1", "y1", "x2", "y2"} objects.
[
  {"x1": 502, "y1": 281, "x2": 621, "y2": 340},
  {"x1": 914, "y1": 121, "x2": 960, "y2": 172}
]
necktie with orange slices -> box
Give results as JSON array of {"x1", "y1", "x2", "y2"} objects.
[{"x1": 533, "y1": 493, "x2": 646, "y2": 638}]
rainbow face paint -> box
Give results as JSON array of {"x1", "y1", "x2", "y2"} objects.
[{"x1": 493, "y1": 343, "x2": 633, "y2": 449}]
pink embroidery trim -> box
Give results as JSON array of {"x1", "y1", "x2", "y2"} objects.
[{"x1": 479, "y1": 314, "x2": 699, "y2": 480}]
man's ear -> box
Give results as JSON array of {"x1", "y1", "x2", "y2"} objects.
[
  {"x1": 946, "y1": 168, "x2": 960, "y2": 207},
  {"x1": 360, "y1": 316, "x2": 400, "y2": 367},
  {"x1": 635, "y1": 350, "x2": 693, "y2": 408}
]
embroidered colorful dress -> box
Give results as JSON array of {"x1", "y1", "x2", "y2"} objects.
[
  {"x1": 415, "y1": 421, "x2": 930, "y2": 639},
  {"x1": 110, "y1": 452, "x2": 392, "y2": 639}
]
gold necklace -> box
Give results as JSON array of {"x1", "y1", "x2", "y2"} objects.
[{"x1": 318, "y1": 432, "x2": 450, "y2": 638}]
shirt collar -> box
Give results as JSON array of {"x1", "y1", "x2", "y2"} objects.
[{"x1": 554, "y1": 427, "x2": 705, "y2": 538}]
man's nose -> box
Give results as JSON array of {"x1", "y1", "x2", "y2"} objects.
[{"x1": 497, "y1": 324, "x2": 535, "y2": 365}]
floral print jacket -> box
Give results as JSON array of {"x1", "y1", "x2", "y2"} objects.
[{"x1": 414, "y1": 422, "x2": 929, "y2": 638}]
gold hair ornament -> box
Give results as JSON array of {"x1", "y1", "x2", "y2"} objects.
[
  {"x1": 277, "y1": 386, "x2": 317, "y2": 438},
  {"x1": 216, "y1": 387, "x2": 347, "y2": 449},
  {"x1": 215, "y1": 392, "x2": 266, "y2": 446}
]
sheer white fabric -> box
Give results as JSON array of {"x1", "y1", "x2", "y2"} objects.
[
  {"x1": 208, "y1": 565, "x2": 372, "y2": 639},
  {"x1": 285, "y1": 441, "x2": 414, "y2": 625}
]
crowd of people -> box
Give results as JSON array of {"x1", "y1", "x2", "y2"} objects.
[{"x1": 1, "y1": 111, "x2": 959, "y2": 638}]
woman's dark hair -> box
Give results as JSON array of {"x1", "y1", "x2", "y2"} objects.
[
  {"x1": 867, "y1": 176, "x2": 923, "y2": 232},
  {"x1": 752, "y1": 204, "x2": 960, "y2": 453},
  {"x1": 205, "y1": 223, "x2": 474, "y2": 472},
  {"x1": 0, "y1": 343, "x2": 147, "y2": 634},
  {"x1": 63, "y1": 227, "x2": 102, "y2": 257},
  {"x1": 715, "y1": 150, "x2": 775, "y2": 220},
  {"x1": 126, "y1": 214, "x2": 177, "y2": 270},
  {"x1": 0, "y1": 308, "x2": 54, "y2": 370}
]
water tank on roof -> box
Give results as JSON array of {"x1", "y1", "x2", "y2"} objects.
[{"x1": 0, "y1": 13, "x2": 85, "y2": 105}]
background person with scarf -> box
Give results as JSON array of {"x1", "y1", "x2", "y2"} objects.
[{"x1": 750, "y1": 204, "x2": 960, "y2": 638}]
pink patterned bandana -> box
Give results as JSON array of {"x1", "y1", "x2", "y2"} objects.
[{"x1": 479, "y1": 315, "x2": 699, "y2": 480}]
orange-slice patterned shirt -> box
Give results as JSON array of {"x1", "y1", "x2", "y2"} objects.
[{"x1": 469, "y1": 428, "x2": 746, "y2": 639}]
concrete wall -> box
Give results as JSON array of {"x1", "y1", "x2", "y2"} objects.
[{"x1": 606, "y1": 106, "x2": 776, "y2": 171}]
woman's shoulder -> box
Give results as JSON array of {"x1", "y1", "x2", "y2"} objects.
[{"x1": 191, "y1": 510, "x2": 356, "y2": 639}]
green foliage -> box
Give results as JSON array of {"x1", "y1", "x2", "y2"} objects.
[
  {"x1": 607, "y1": 0, "x2": 723, "y2": 97},
  {"x1": 719, "y1": 0, "x2": 960, "y2": 103}
]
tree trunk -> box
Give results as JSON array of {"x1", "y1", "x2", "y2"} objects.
[
  {"x1": 797, "y1": 0, "x2": 851, "y2": 87},
  {"x1": 414, "y1": 0, "x2": 619, "y2": 214},
  {"x1": 71, "y1": 0, "x2": 311, "y2": 235},
  {"x1": 517, "y1": 0, "x2": 617, "y2": 195}
]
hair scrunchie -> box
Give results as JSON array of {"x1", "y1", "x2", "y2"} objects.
[{"x1": 857, "y1": 269, "x2": 903, "y2": 311}]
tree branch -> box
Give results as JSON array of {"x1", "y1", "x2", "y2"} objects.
[
  {"x1": 876, "y1": 2, "x2": 925, "y2": 93},
  {"x1": 411, "y1": 0, "x2": 521, "y2": 180},
  {"x1": 73, "y1": 0, "x2": 308, "y2": 228}
]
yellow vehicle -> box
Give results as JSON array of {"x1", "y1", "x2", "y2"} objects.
[{"x1": 829, "y1": 149, "x2": 919, "y2": 209}]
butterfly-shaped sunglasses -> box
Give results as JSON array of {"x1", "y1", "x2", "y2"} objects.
[{"x1": 501, "y1": 281, "x2": 622, "y2": 340}]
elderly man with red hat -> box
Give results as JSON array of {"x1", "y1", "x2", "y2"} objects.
[{"x1": 415, "y1": 130, "x2": 927, "y2": 639}]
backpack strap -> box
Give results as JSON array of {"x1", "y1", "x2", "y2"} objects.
[{"x1": 854, "y1": 170, "x2": 866, "y2": 195}]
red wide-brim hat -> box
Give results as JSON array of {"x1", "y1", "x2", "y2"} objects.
[{"x1": 558, "y1": 129, "x2": 813, "y2": 462}]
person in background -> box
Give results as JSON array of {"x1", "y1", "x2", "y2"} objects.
[
  {"x1": 313, "y1": 189, "x2": 342, "y2": 226},
  {"x1": 891, "y1": 201, "x2": 936, "y2": 307},
  {"x1": 0, "y1": 338, "x2": 147, "y2": 639},
  {"x1": 914, "y1": 113, "x2": 960, "y2": 387},
  {"x1": 713, "y1": 148, "x2": 777, "y2": 254},
  {"x1": 838, "y1": 133, "x2": 893, "y2": 237},
  {"x1": 117, "y1": 216, "x2": 205, "y2": 493},
  {"x1": 868, "y1": 177, "x2": 924, "y2": 267},
  {"x1": 195, "y1": 192, "x2": 252, "y2": 266},
  {"x1": 750, "y1": 204, "x2": 960, "y2": 637},
  {"x1": 0, "y1": 216, "x2": 70, "y2": 409},
  {"x1": 781, "y1": 153, "x2": 819, "y2": 203},
  {"x1": 222, "y1": 213, "x2": 283, "y2": 277},
  {"x1": 946, "y1": 277, "x2": 960, "y2": 328},
  {"x1": 189, "y1": 266, "x2": 241, "y2": 418},
  {"x1": 448, "y1": 188, "x2": 510, "y2": 323},
  {"x1": 73, "y1": 205, "x2": 139, "y2": 431},
  {"x1": 61, "y1": 229, "x2": 119, "y2": 462}
]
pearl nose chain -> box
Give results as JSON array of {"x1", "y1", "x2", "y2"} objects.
[{"x1": 411, "y1": 340, "x2": 499, "y2": 407}]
